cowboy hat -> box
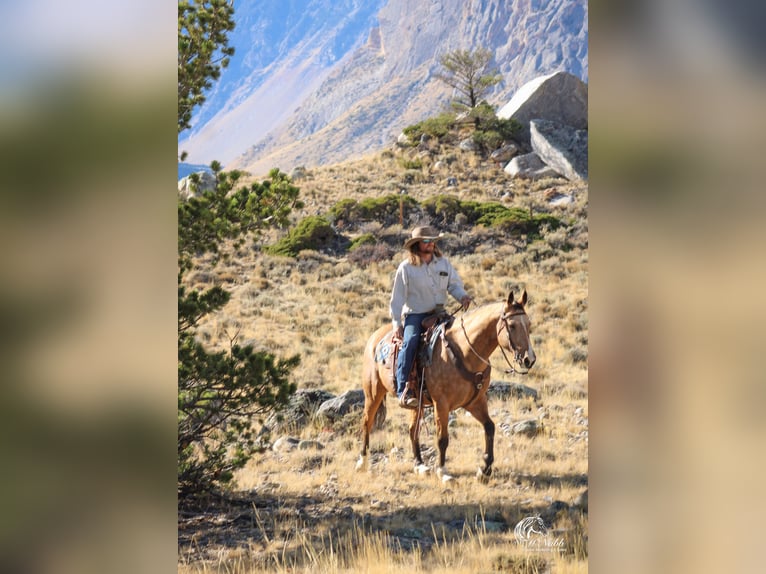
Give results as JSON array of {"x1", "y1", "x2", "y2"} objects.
[{"x1": 403, "y1": 225, "x2": 444, "y2": 249}]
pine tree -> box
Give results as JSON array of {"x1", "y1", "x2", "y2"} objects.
[
  {"x1": 177, "y1": 1, "x2": 303, "y2": 496},
  {"x1": 434, "y1": 48, "x2": 502, "y2": 113},
  {"x1": 177, "y1": 166, "x2": 304, "y2": 496},
  {"x1": 178, "y1": 0, "x2": 236, "y2": 133}
]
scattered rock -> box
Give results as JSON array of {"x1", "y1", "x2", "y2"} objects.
[
  {"x1": 458, "y1": 138, "x2": 477, "y2": 152},
  {"x1": 265, "y1": 389, "x2": 335, "y2": 432},
  {"x1": 503, "y1": 152, "x2": 561, "y2": 180},
  {"x1": 289, "y1": 166, "x2": 308, "y2": 180},
  {"x1": 316, "y1": 389, "x2": 365, "y2": 422},
  {"x1": 272, "y1": 436, "x2": 300, "y2": 452},
  {"x1": 178, "y1": 171, "x2": 216, "y2": 200},
  {"x1": 511, "y1": 419, "x2": 541, "y2": 437},
  {"x1": 298, "y1": 440, "x2": 324, "y2": 450},
  {"x1": 490, "y1": 143, "x2": 519, "y2": 164},
  {"x1": 488, "y1": 381, "x2": 539, "y2": 401}
]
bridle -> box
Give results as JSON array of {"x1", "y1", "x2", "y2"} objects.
[{"x1": 459, "y1": 309, "x2": 529, "y2": 375}]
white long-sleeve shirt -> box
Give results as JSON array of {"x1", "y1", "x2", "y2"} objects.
[{"x1": 389, "y1": 256, "x2": 468, "y2": 330}]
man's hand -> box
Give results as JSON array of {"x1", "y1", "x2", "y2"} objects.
[
  {"x1": 394, "y1": 325, "x2": 404, "y2": 341},
  {"x1": 460, "y1": 296, "x2": 473, "y2": 311}
]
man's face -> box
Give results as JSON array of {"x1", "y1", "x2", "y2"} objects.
[{"x1": 418, "y1": 239, "x2": 435, "y2": 253}]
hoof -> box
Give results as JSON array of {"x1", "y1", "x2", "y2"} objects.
[
  {"x1": 355, "y1": 456, "x2": 367, "y2": 472},
  {"x1": 436, "y1": 467, "x2": 454, "y2": 483},
  {"x1": 476, "y1": 467, "x2": 490, "y2": 483},
  {"x1": 414, "y1": 463, "x2": 431, "y2": 475}
]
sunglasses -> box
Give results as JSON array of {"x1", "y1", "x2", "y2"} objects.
[{"x1": 420, "y1": 239, "x2": 434, "y2": 244}]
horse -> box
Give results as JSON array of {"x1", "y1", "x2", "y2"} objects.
[{"x1": 356, "y1": 290, "x2": 535, "y2": 482}]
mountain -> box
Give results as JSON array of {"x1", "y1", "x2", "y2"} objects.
[{"x1": 178, "y1": 0, "x2": 588, "y2": 177}]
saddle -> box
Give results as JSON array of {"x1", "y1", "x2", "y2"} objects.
[{"x1": 394, "y1": 311, "x2": 454, "y2": 408}]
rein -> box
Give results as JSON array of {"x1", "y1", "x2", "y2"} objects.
[{"x1": 459, "y1": 311, "x2": 527, "y2": 375}]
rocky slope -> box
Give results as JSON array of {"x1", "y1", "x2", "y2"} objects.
[{"x1": 179, "y1": 0, "x2": 587, "y2": 176}]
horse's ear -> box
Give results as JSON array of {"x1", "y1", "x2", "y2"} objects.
[
  {"x1": 507, "y1": 291, "x2": 515, "y2": 306},
  {"x1": 520, "y1": 290, "x2": 527, "y2": 305}
]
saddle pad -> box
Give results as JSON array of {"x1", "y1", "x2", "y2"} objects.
[{"x1": 374, "y1": 333, "x2": 394, "y2": 365}]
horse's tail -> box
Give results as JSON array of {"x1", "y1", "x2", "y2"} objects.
[{"x1": 373, "y1": 400, "x2": 387, "y2": 430}]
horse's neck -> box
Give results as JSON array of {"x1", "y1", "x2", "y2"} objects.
[{"x1": 452, "y1": 303, "x2": 502, "y2": 361}]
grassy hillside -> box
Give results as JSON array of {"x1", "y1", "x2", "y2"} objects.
[{"x1": 179, "y1": 138, "x2": 588, "y2": 573}]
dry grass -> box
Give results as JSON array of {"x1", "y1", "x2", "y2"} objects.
[{"x1": 180, "y1": 144, "x2": 588, "y2": 572}]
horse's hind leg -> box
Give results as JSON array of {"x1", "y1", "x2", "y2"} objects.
[
  {"x1": 433, "y1": 401, "x2": 454, "y2": 481},
  {"x1": 464, "y1": 395, "x2": 495, "y2": 482},
  {"x1": 356, "y1": 380, "x2": 386, "y2": 472}
]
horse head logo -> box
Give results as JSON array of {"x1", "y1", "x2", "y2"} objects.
[{"x1": 513, "y1": 515, "x2": 548, "y2": 542}]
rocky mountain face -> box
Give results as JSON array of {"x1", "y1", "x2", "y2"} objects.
[{"x1": 179, "y1": 0, "x2": 588, "y2": 177}]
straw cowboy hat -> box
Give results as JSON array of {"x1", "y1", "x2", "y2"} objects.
[{"x1": 403, "y1": 225, "x2": 444, "y2": 249}]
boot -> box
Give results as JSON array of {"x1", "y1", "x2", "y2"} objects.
[{"x1": 398, "y1": 388, "x2": 418, "y2": 409}]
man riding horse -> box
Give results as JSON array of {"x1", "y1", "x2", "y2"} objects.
[{"x1": 390, "y1": 225, "x2": 472, "y2": 408}]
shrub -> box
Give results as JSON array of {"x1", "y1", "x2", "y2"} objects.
[
  {"x1": 349, "y1": 233, "x2": 377, "y2": 251},
  {"x1": 328, "y1": 195, "x2": 419, "y2": 227},
  {"x1": 398, "y1": 157, "x2": 423, "y2": 170},
  {"x1": 402, "y1": 112, "x2": 458, "y2": 142},
  {"x1": 266, "y1": 215, "x2": 336, "y2": 257},
  {"x1": 347, "y1": 243, "x2": 396, "y2": 267}
]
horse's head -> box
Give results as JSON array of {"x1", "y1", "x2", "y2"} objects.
[{"x1": 497, "y1": 290, "x2": 536, "y2": 374}]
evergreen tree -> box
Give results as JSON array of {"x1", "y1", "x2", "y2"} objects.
[
  {"x1": 434, "y1": 48, "x2": 502, "y2": 113},
  {"x1": 178, "y1": 0, "x2": 236, "y2": 133},
  {"x1": 177, "y1": 166, "x2": 304, "y2": 496},
  {"x1": 177, "y1": 1, "x2": 303, "y2": 496}
]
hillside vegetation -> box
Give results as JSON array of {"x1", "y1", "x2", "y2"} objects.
[{"x1": 179, "y1": 125, "x2": 588, "y2": 573}]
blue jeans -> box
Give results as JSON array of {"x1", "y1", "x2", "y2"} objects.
[{"x1": 396, "y1": 312, "x2": 429, "y2": 396}]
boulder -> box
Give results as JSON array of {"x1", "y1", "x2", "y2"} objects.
[
  {"x1": 511, "y1": 419, "x2": 541, "y2": 437},
  {"x1": 458, "y1": 138, "x2": 477, "y2": 152},
  {"x1": 504, "y1": 152, "x2": 561, "y2": 180},
  {"x1": 178, "y1": 170, "x2": 216, "y2": 200},
  {"x1": 316, "y1": 389, "x2": 365, "y2": 421},
  {"x1": 530, "y1": 119, "x2": 588, "y2": 181},
  {"x1": 487, "y1": 381, "x2": 539, "y2": 401},
  {"x1": 490, "y1": 143, "x2": 519, "y2": 164},
  {"x1": 265, "y1": 388, "x2": 335, "y2": 431},
  {"x1": 497, "y1": 71, "x2": 587, "y2": 146}
]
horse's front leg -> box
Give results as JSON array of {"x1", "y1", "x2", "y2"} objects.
[{"x1": 465, "y1": 396, "x2": 495, "y2": 482}]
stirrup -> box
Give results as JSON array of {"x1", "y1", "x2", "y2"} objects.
[{"x1": 399, "y1": 390, "x2": 418, "y2": 409}]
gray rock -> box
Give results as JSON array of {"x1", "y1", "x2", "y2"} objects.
[
  {"x1": 289, "y1": 166, "x2": 307, "y2": 180},
  {"x1": 504, "y1": 152, "x2": 561, "y2": 180},
  {"x1": 458, "y1": 138, "x2": 477, "y2": 152},
  {"x1": 530, "y1": 119, "x2": 588, "y2": 181},
  {"x1": 547, "y1": 192, "x2": 574, "y2": 206},
  {"x1": 490, "y1": 143, "x2": 519, "y2": 164},
  {"x1": 178, "y1": 171, "x2": 216, "y2": 200},
  {"x1": 272, "y1": 436, "x2": 300, "y2": 452},
  {"x1": 511, "y1": 419, "x2": 541, "y2": 437},
  {"x1": 316, "y1": 389, "x2": 365, "y2": 422},
  {"x1": 265, "y1": 389, "x2": 336, "y2": 431},
  {"x1": 487, "y1": 381, "x2": 539, "y2": 401},
  {"x1": 498, "y1": 71, "x2": 588, "y2": 146},
  {"x1": 298, "y1": 439, "x2": 325, "y2": 450}
]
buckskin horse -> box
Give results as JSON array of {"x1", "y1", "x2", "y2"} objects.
[{"x1": 356, "y1": 291, "x2": 536, "y2": 482}]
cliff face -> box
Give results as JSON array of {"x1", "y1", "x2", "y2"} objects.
[{"x1": 179, "y1": 0, "x2": 588, "y2": 177}]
